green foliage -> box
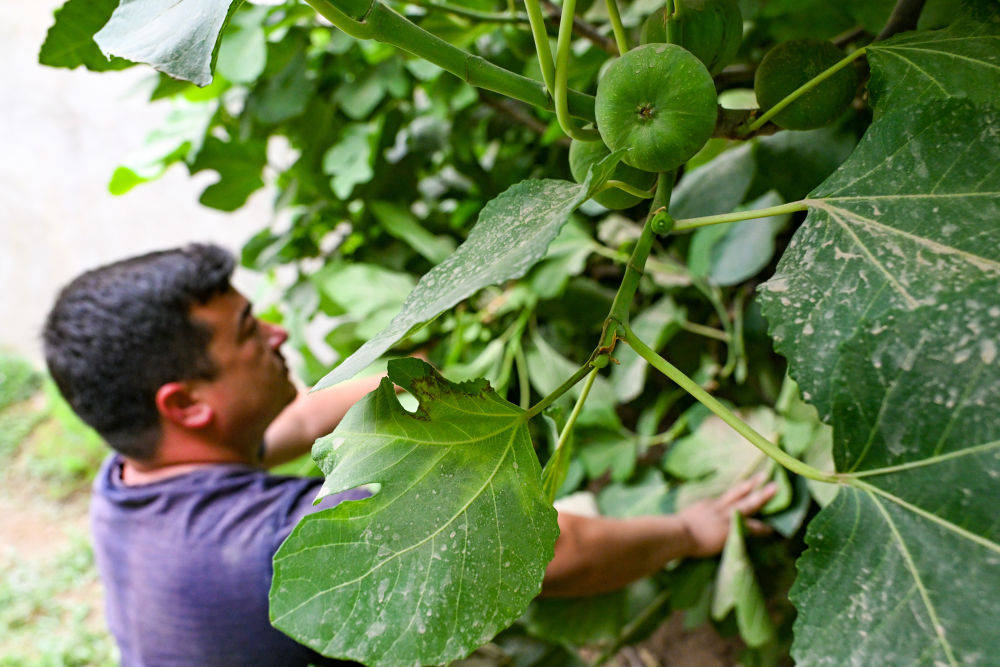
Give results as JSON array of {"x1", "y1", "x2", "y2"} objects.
[
  {"x1": 270, "y1": 359, "x2": 558, "y2": 664},
  {"x1": 38, "y1": 0, "x2": 134, "y2": 71},
  {"x1": 38, "y1": 0, "x2": 1000, "y2": 663}
]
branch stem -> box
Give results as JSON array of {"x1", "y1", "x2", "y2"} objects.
[
  {"x1": 597, "y1": 179, "x2": 655, "y2": 199},
  {"x1": 305, "y1": 0, "x2": 596, "y2": 121},
  {"x1": 400, "y1": 0, "x2": 529, "y2": 23},
  {"x1": 743, "y1": 47, "x2": 867, "y2": 134},
  {"x1": 673, "y1": 200, "x2": 809, "y2": 231},
  {"x1": 522, "y1": 0, "x2": 557, "y2": 93},
  {"x1": 605, "y1": 0, "x2": 629, "y2": 54},
  {"x1": 622, "y1": 326, "x2": 840, "y2": 483},
  {"x1": 525, "y1": 362, "x2": 594, "y2": 419},
  {"x1": 608, "y1": 172, "x2": 676, "y2": 325},
  {"x1": 553, "y1": 0, "x2": 600, "y2": 139}
]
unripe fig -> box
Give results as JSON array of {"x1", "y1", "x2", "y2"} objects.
[
  {"x1": 640, "y1": 0, "x2": 742, "y2": 75},
  {"x1": 569, "y1": 140, "x2": 657, "y2": 209},
  {"x1": 595, "y1": 43, "x2": 718, "y2": 173},
  {"x1": 754, "y1": 39, "x2": 860, "y2": 130}
]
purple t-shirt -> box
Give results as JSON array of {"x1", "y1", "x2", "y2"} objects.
[{"x1": 91, "y1": 454, "x2": 368, "y2": 666}]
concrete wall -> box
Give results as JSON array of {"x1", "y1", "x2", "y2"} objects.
[{"x1": 1, "y1": 1, "x2": 270, "y2": 362}]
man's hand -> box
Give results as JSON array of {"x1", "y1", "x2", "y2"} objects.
[{"x1": 677, "y1": 472, "x2": 778, "y2": 558}]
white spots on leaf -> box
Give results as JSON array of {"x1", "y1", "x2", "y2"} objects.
[{"x1": 980, "y1": 339, "x2": 997, "y2": 365}]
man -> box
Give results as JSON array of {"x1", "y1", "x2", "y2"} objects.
[{"x1": 43, "y1": 243, "x2": 775, "y2": 665}]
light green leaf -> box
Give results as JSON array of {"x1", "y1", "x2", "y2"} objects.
[
  {"x1": 270, "y1": 359, "x2": 558, "y2": 665},
  {"x1": 323, "y1": 122, "x2": 381, "y2": 200},
  {"x1": 792, "y1": 282, "x2": 1000, "y2": 664},
  {"x1": 669, "y1": 142, "x2": 756, "y2": 220},
  {"x1": 215, "y1": 24, "x2": 266, "y2": 84},
  {"x1": 688, "y1": 191, "x2": 790, "y2": 287},
  {"x1": 528, "y1": 221, "x2": 595, "y2": 299},
  {"x1": 39, "y1": 0, "x2": 134, "y2": 71},
  {"x1": 609, "y1": 297, "x2": 685, "y2": 403},
  {"x1": 94, "y1": 0, "x2": 242, "y2": 86},
  {"x1": 313, "y1": 153, "x2": 623, "y2": 390},
  {"x1": 664, "y1": 408, "x2": 777, "y2": 509},
  {"x1": 712, "y1": 513, "x2": 775, "y2": 648},
  {"x1": 597, "y1": 468, "x2": 674, "y2": 518},
  {"x1": 759, "y1": 99, "x2": 1000, "y2": 420},
  {"x1": 369, "y1": 201, "x2": 457, "y2": 264},
  {"x1": 867, "y1": 1, "x2": 1000, "y2": 115}
]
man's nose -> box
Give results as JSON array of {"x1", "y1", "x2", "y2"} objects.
[{"x1": 264, "y1": 321, "x2": 288, "y2": 349}]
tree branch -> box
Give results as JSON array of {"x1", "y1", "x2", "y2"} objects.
[
  {"x1": 479, "y1": 93, "x2": 571, "y2": 146},
  {"x1": 875, "y1": 0, "x2": 927, "y2": 41}
]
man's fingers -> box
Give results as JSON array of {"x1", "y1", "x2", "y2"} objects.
[
  {"x1": 735, "y1": 482, "x2": 778, "y2": 515},
  {"x1": 744, "y1": 518, "x2": 773, "y2": 536},
  {"x1": 720, "y1": 472, "x2": 767, "y2": 504}
]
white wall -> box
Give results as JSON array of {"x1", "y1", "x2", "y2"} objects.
[{"x1": 1, "y1": 1, "x2": 271, "y2": 362}]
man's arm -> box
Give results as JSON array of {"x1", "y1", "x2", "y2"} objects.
[
  {"x1": 261, "y1": 374, "x2": 386, "y2": 468},
  {"x1": 542, "y1": 475, "x2": 776, "y2": 597}
]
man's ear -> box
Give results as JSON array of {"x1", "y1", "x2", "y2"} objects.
[{"x1": 155, "y1": 382, "x2": 213, "y2": 429}]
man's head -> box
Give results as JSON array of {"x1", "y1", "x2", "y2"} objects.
[{"x1": 43, "y1": 244, "x2": 296, "y2": 463}]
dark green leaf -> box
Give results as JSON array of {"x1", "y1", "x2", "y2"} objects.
[
  {"x1": 867, "y1": 1, "x2": 1000, "y2": 114},
  {"x1": 271, "y1": 359, "x2": 558, "y2": 665},
  {"x1": 190, "y1": 136, "x2": 266, "y2": 211},
  {"x1": 95, "y1": 0, "x2": 243, "y2": 86},
  {"x1": 759, "y1": 100, "x2": 1000, "y2": 419},
  {"x1": 39, "y1": 0, "x2": 134, "y2": 71},
  {"x1": 525, "y1": 579, "x2": 659, "y2": 647},
  {"x1": 793, "y1": 284, "x2": 1000, "y2": 663}
]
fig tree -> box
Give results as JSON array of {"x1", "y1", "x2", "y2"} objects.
[
  {"x1": 640, "y1": 0, "x2": 742, "y2": 75},
  {"x1": 595, "y1": 43, "x2": 718, "y2": 173},
  {"x1": 753, "y1": 39, "x2": 860, "y2": 130},
  {"x1": 569, "y1": 140, "x2": 657, "y2": 209}
]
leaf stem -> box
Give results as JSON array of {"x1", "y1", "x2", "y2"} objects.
[
  {"x1": 553, "y1": 0, "x2": 601, "y2": 139},
  {"x1": 525, "y1": 362, "x2": 594, "y2": 419},
  {"x1": 743, "y1": 47, "x2": 867, "y2": 134},
  {"x1": 673, "y1": 200, "x2": 809, "y2": 231},
  {"x1": 604, "y1": 0, "x2": 629, "y2": 54},
  {"x1": 608, "y1": 171, "x2": 676, "y2": 325},
  {"x1": 596, "y1": 179, "x2": 655, "y2": 199},
  {"x1": 522, "y1": 0, "x2": 557, "y2": 93},
  {"x1": 680, "y1": 320, "x2": 730, "y2": 341},
  {"x1": 542, "y1": 368, "x2": 598, "y2": 502},
  {"x1": 514, "y1": 346, "x2": 530, "y2": 410},
  {"x1": 621, "y1": 326, "x2": 840, "y2": 483},
  {"x1": 304, "y1": 0, "x2": 596, "y2": 121}
]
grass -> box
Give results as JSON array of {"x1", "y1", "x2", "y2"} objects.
[{"x1": 0, "y1": 351, "x2": 116, "y2": 665}]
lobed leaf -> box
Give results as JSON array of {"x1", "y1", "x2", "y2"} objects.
[
  {"x1": 759, "y1": 99, "x2": 1000, "y2": 419},
  {"x1": 792, "y1": 282, "x2": 1000, "y2": 665},
  {"x1": 270, "y1": 359, "x2": 558, "y2": 665}
]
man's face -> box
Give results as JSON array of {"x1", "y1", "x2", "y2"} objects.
[{"x1": 188, "y1": 288, "x2": 298, "y2": 449}]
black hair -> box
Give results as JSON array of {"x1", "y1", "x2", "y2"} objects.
[{"x1": 42, "y1": 244, "x2": 236, "y2": 460}]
